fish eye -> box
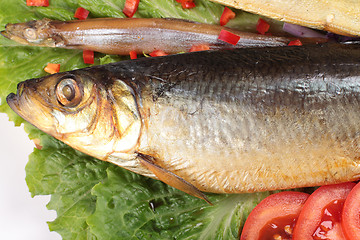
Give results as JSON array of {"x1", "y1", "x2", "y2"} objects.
[
  {"x1": 24, "y1": 28, "x2": 37, "y2": 41},
  {"x1": 56, "y1": 78, "x2": 82, "y2": 107}
]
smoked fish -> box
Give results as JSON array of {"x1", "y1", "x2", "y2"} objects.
[
  {"x1": 7, "y1": 44, "x2": 360, "y2": 201},
  {"x1": 211, "y1": 0, "x2": 360, "y2": 36},
  {"x1": 0, "y1": 18, "x2": 289, "y2": 55}
]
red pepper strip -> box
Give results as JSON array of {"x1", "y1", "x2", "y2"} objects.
[
  {"x1": 44, "y1": 63, "x2": 60, "y2": 74},
  {"x1": 129, "y1": 50, "x2": 137, "y2": 59},
  {"x1": 149, "y1": 50, "x2": 167, "y2": 57},
  {"x1": 175, "y1": 0, "x2": 196, "y2": 9},
  {"x1": 26, "y1": 0, "x2": 49, "y2": 7},
  {"x1": 218, "y1": 29, "x2": 240, "y2": 46},
  {"x1": 123, "y1": 0, "x2": 140, "y2": 18},
  {"x1": 189, "y1": 44, "x2": 210, "y2": 52},
  {"x1": 256, "y1": 18, "x2": 270, "y2": 35},
  {"x1": 83, "y1": 50, "x2": 94, "y2": 64},
  {"x1": 182, "y1": 1, "x2": 196, "y2": 9},
  {"x1": 288, "y1": 39, "x2": 303, "y2": 46},
  {"x1": 74, "y1": 7, "x2": 90, "y2": 20},
  {"x1": 220, "y1": 7, "x2": 235, "y2": 26}
]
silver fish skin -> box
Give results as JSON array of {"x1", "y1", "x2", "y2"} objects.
[
  {"x1": 0, "y1": 18, "x2": 290, "y2": 55},
  {"x1": 7, "y1": 43, "x2": 360, "y2": 194}
]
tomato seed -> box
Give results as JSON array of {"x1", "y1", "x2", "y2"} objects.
[
  {"x1": 284, "y1": 225, "x2": 292, "y2": 235},
  {"x1": 320, "y1": 220, "x2": 333, "y2": 231},
  {"x1": 273, "y1": 234, "x2": 282, "y2": 240}
]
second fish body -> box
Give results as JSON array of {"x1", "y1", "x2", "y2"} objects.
[{"x1": 1, "y1": 18, "x2": 289, "y2": 54}]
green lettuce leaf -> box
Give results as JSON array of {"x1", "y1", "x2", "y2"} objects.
[
  {"x1": 88, "y1": 166, "x2": 269, "y2": 239},
  {"x1": 25, "y1": 128, "x2": 110, "y2": 239},
  {"x1": 0, "y1": 0, "x2": 275, "y2": 239}
]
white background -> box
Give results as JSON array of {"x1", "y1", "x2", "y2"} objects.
[{"x1": 0, "y1": 113, "x2": 61, "y2": 240}]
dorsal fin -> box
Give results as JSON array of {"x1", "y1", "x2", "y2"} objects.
[{"x1": 137, "y1": 152, "x2": 212, "y2": 205}]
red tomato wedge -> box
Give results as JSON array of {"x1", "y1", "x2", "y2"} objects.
[
  {"x1": 220, "y1": 7, "x2": 235, "y2": 26},
  {"x1": 342, "y1": 182, "x2": 360, "y2": 240},
  {"x1": 218, "y1": 29, "x2": 240, "y2": 45},
  {"x1": 123, "y1": 0, "x2": 140, "y2": 18},
  {"x1": 44, "y1": 63, "x2": 60, "y2": 74},
  {"x1": 74, "y1": 7, "x2": 90, "y2": 20},
  {"x1": 26, "y1": 0, "x2": 49, "y2": 7},
  {"x1": 240, "y1": 192, "x2": 310, "y2": 240},
  {"x1": 83, "y1": 50, "x2": 94, "y2": 64},
  {"x1": 189, "y1": 44, "x2": 210, "y2": 52},
  {"x1": 149, "y1": 50, "x2": 167, "y2": 57},
  {"x1": 293, "y1": 182, "x2": 356, "y2": 240},
  {"x1": 129, "y1": 50, "x2": 137, "y2": 59},
  {"x1": 256, "y1": 18, "x2": 270, "y2": 35},
  {"x1": 288, "y1": 39, "x2": 303, "y2": 46}
]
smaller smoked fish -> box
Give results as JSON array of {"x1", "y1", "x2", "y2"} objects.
[{"x1": 0, "y1": 18, "x2": 289, "y2": 55}]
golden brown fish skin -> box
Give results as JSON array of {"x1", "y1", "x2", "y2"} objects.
[
  {"x1": 210, "y1": 0, "x2": 360, "y2": 36},
  {"x1": 0, "y1": 18, "x2": 290, "y2": 55},
  {"x1": 7, "y1": 44, "x2": 360, "y2": 194}
]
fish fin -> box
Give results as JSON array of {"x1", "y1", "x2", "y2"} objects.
[{"x1": 137, "y1": 152, "x2": 212, "y2": 205}]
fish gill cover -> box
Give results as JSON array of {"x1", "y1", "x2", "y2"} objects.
[{"x1": 0, "y1": 0, "x2": 273, "y2": 239}]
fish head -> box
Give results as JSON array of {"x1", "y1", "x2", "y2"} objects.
[
  {"x1": 7, "y1": 71, "x2": 142, "y2": 160},
  {"x1": 1, "y1": 19, "x2": 57, "y2": 47}
]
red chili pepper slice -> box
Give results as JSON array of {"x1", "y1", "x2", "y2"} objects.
[
  {"x1": 149, "y1": 50, "x2": 167, "y2": 57},
  {"x1": 129, "y1": 50, "x2": 137, "y2": 59},
  {"x1": 26, "y1": 0, "x2": 49, "y2": 7},
  {"x1": 220, "y1": 7, "x2": 235, "y2": 26},
  {"x1": 175, "y1": 0, "x2": 196, "y2": 9},
  {"x1": 218, "y1": 29, "x2": 240, "y2": 46},
  {"x1": 74, "y1": 7, "x2": 90, "y2": 20},
  {"x1": 83, "y1": 50, "x2": 94, "y2": 64},
  {"x1": 256, "y1": 18, "x2": 270, "y2": 35},
  {"x1": 288, "y1": 39, "x2": 303, "y2": 46},
  {"x1": 181, "y1": 1, "x2": 196, "y2": 9},
  {"x1": 44, "y1": 63, "x2": 60, "y2": 74},
  {"x1": 189, "y1": 44, "x2": 210, "y2": 52},
  {"x1": 123, "y1": 0, "x2": 140, "y2": 18}
]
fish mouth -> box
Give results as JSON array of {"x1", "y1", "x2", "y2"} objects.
[
  {"x1": 7, "y1": 90, "x2": 22, "y2": 117},
  {"x1": 6, "y1": 93, "x2": 24, "y2": 122},
  {"x1": 0, "y1": 30, "x2": 10, "y2": 39},
  {"x1": 6, "y1": 81, "x2": 28, "y2": 119}
]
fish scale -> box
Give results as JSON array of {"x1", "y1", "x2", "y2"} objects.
[{"x1": 7, "y1": 44, "x2": 360, "y2": 195}]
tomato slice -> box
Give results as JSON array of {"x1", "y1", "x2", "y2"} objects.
[
  {"x1": 342, "y1": 182, "x2": 360, "y2": 240},
  {"x1": 74, "y1": 7, "x2": 90, "y2": 20},
  {"x1": 220, "y1": 7, "x2": 235, "y2": 26},
  {"x1": 123, "y1": 0, "x2": 140, "y2": 18},
  {"x1": 293, "y1": 182, "x2": 356, "y2": 240},
  {"x1": 240, "y1": 191, "x2": 309, "y2": 240},
  {"x1": 26, "y1": 0, "x2": 49, "y2": 7}
]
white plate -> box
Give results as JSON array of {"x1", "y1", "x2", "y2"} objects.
[{"x1": 0, "y1": 113, "x2": 61, "y2": 240}]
